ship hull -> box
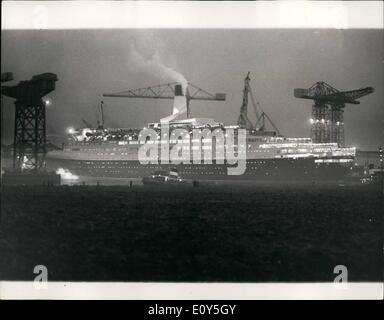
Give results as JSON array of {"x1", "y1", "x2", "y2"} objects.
[{"x1": 46, "y1": 157, "x2": 357, "y2": 182}]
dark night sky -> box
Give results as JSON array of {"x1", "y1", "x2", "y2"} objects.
[{"x1": 1, "y1": 29, "x2": 383, "y2": 150}]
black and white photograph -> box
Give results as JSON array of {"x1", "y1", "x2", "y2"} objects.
[{"x1": 0, "y1": 1, "x2": 383, "y2": 303}]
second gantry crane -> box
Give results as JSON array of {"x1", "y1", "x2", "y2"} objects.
[{"x1": 294, "y1": 82, "x2": 374, "y2": 146}]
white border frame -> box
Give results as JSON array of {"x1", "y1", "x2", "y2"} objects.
[
  {"x1": 1, "y1": 1, "x2": 383, "y2": 300},
  {"x1": 1, "y1": 282, "x2": 383, "y2": 300},
  {"x1": 2, "y1": 1, "x2": 383, "y2": 30}
]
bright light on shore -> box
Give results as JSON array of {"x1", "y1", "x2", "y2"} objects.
[
  {"x1": 67, "y1": 127, "x2": 75, "y2": 134},
  {"x1": 56, "y1": 168, "x2": 79, "y2": 180}
]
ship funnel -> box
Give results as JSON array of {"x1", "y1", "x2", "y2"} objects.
[{"x1": 160, "y1": 83, "x2": 187, "y2": 123}]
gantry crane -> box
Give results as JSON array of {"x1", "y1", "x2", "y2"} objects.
[
  {"x1": 294, "y1": 82, "x2": 374, "y2": 146},
  {"x1": 1, "y1": 73, "x2": 58, "y2": 172},
  {"x1": 103, "y1": 82, "x2": 226, "y2": 119}
]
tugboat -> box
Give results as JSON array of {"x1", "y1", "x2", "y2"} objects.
[{"x1": 142, "y1": 168, "x2": 189, "y2": 186}]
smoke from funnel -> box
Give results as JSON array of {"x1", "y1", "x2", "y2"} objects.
[{"x1": 129, "y1": 44, "x2": 188, "y2": 94}]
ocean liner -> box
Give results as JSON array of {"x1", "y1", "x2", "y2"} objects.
[{"x1": 46, "y1": 75, "x2": 359, "y2": 182}]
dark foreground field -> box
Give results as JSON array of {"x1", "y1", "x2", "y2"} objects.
[{"x1": 0, "y1": 184, "x2": 382, "y2": 282}]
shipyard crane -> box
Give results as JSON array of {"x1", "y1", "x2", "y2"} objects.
[
  {"x1": 237, "y1": 72, "x2": 253, "y2": 130},
  {"x1": 98, "y1": 101, "x2": 105, "y2": 129},
  {"x1": 238, "y1": 72, "x2": 282, "y2": 136},
  {"x1": 1, "y1": 73, "x2": 58, "y2": 172},
  {"x1": 103, "y1": 82, "x2": 226, "y2": 119},
  {"x1": 294, "y1": 82, "x2": 374, "y2": 146},
  {"x1": 82, "y1": 101, "x2": 106, "y2": 130}
]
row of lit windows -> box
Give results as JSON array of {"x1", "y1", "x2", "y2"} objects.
[
  {"x1": 78, "y1": 165, "x2": 319, "y2": 172},
  {"x1": 75, "y1": 165, "x2": 342, "y2": 175},
  {"x1": 80, "y1": 159, "x2": 335, "y2": 167}
]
